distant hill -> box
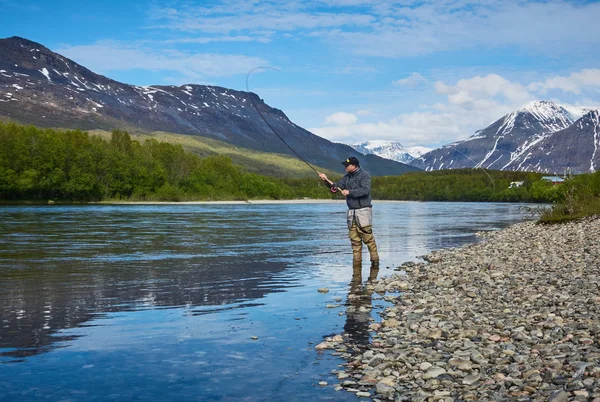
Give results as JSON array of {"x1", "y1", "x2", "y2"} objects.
[
  {"x1": 0, "y1": 36, "x2": 419, "y2": 176},
  {"x1": 411, "y1": 100, "x2": 600, "y2": 174}
]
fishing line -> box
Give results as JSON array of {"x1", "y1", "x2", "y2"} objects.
[
  {"x1": 245, "y1": 67, "x2": 319, "y2": 174},
  {"x1": 444, "y1": 143, "x2": 497, "y2": 202}
]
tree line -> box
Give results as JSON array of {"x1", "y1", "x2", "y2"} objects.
[
  {"x1": 0, "y1": 122, "x2": 331, "y2": 201},
  {"x1": 372, "y1": 169, "x2": 564, "y2": 203},
  {"x1": 0, "y1": 121, "x2": 583, "y2": 205}
]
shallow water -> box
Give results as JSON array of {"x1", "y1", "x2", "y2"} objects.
[{"x1": 0, "y1": 202, "x2": 534, "y2": 401}]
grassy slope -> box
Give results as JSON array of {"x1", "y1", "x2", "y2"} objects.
[{"x1": 88, "y1": 130, "x2": 338, "y2": 179}]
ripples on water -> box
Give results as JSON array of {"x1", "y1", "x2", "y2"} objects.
[{"x1": 0, "y1": 202, "x2": 532, "y2": 400}]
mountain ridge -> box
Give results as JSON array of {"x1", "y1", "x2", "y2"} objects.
[
  {"x1": 0, "y1": 36, "x2": 419, "y2": 176},
  {"x1": 411, "y1": 100, "x2": 600, "y2": 174}
]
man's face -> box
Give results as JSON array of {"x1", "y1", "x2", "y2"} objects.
[{"x1": 345, "y1": 164, "x2": 357, "y2": 173}]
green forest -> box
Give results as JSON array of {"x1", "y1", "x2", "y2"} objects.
[
  {"x1": 0, "y1": 122, "x2": 327, "y2": 201},
  {"x1": 372, "y1": 169, "x2": 563, "y2": 202},
  {"x1": 0, "y1": 121, "x2": 596, "y2": 214}
]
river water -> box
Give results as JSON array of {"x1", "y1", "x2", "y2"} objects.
[{"x1": 0, "y1": 202, "x2": 534, "y2": 401}]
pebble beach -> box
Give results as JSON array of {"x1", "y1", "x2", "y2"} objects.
[{"x1": 319, "y1": 216, "x2": 600, "y2": 401}]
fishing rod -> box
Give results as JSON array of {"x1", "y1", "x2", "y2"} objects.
[
  {"x1": 245, "y1": 67, "x2": 338, "y2": 192},
  {"x1": 245, "y1": 67, "x2": 319, "y2": 174}
]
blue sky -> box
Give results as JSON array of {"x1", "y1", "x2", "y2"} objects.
[{"x1": 1, "y1": 0, "x2": 599, "y2": 148}]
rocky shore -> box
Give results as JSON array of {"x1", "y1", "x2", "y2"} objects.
[{"x1": 321, "y1": 216, "x2": 600, "y2": 401}]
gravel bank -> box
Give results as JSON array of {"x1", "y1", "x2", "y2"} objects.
[{"x1": 328, "y1": 216, "x2": 600, "y2": 401}]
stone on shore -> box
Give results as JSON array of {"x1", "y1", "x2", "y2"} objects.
[{"x1": 328, "y1": 216, "x2": 600, "y2": 401}]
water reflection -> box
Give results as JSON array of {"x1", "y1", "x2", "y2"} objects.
[
  {"x1": 0, "y1": 258, "x2": 291, "y2": 360},
  {"x1": 342, "y1": 265, "x2": 378, "y2": 347},
  {"x1": 0, "y1": 204, "x2": 333, "y2": 362}
]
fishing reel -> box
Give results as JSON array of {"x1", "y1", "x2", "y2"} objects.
[{"x1": 322, "y1": 179, "x2": 338, "y2": 193}]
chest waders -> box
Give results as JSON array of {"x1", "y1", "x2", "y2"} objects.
[{"x1": 347, "y1": 207, "x2": 379, "y2": 266}]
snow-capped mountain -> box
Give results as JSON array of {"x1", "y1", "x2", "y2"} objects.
[
  {"x1": 0, "y1": 36, "x2": 419, "y2": 176},
  {"x1": 349, "y1": 140, "x2": 432, "y2": 164},
  {"x1": 410, "y1": 100, "x2": 600, "y2": 173},
  {"x1": 504, "y1": 109, "x2": 600, "y2": 173}
]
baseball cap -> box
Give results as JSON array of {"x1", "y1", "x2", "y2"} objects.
[{"x1": 342, "y1": 157, "x2": 360, "y2": 167}]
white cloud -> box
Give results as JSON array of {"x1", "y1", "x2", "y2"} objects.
[
  {"x1": 56, "y1": 41, "x2": 268, "y2": 80},
  {"x1": 356, "y1": 109, "x2": 374, "y2": 116},
  {"x1": 393, "y1": 72, "x2": 427, "y2": 87},
  {"x1": 435, "y1": 74, "x2": 533, "y2": 108},
  {"x1": 324, "y1": 112, "x2": 358, "y2": 126},
  {"x1": 528, "y1": 69, "x2": 600, "y2": 95},
  {"x1": 312, "y1": 112, "x2": 463, "y2": 146}
]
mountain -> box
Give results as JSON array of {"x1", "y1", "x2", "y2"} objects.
[
  {"x1": 0, "y1": 36, "x2": 419, "y2": 176},
  {"x1": 411, "y1": 100, "x2": 600, "y2": 173},
  {"x1": 349, "y1": 140, "x2": 432, "y2": 164},
  {"x1": 503, "y1": 110, "x2": 600, "y2": 173}
]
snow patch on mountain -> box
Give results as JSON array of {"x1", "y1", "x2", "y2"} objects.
[
  {"x1": 561, "y1": 105, "x2": 600, "y2": 121},
  {"x1": 518, "y1": 100, "x2": 573, "y2": 132},
  {"x1": 39, "y1": 67, "x2": 51, "y2": 82},
  {"x1": 348, "y1": 140, "x2": 432, "y2": 164}
]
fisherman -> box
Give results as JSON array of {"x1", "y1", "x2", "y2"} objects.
[{"x1": 319, "y1": 157, "x2": 380, "y2": 268}]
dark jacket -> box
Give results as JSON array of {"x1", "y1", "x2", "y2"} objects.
[{"x1": 334, "y1": 168, "x2": 373, "y2": 210}]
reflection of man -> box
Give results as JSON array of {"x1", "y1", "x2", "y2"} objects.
[
  {"x1": 343, "y1": 266, "x2": 378, "y2": 346},
  {"x1": 319, "y1": 157, "x2": 379, "y2": 268}
]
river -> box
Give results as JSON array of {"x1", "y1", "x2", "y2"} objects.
[{"x1": 0, "y1": 202, "x2": 535, "y2": 401}]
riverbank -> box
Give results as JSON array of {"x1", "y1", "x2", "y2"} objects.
[{"x1": 331, "y1": 216, "x2": 600, "y2": 401}]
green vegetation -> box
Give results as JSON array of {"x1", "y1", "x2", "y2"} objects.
[
  {"x1": 0, "y1": 122, "x2": 333, "y2": 202},
  {"x1": 3, "y1": 121, "x2": 598, "y2": 218},
  {"x1": 372, "y1": 169, "x2": 563, "y2": 202},
  {"x1": 538, "y1": 171, "x2": 600, "y2": 224}
]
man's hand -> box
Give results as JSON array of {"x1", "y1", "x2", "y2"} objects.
[
  {"x1": 341, "y1": 189, "x2": 350, "y2": 196},
  {"x1": 318, "y1": 172, "x2": 328, "y2": 181}
]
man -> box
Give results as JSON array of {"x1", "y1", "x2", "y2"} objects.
[{"x1": 319, "y1": 157, "x2": 379, "y2": 267}]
